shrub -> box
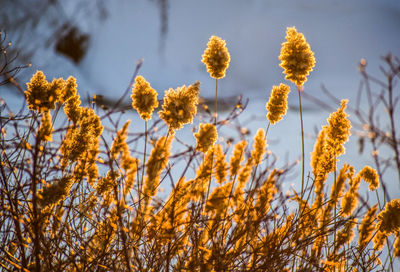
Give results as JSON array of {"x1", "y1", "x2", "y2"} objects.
[{"x1": 0, "y1": 28, "x2": 399, "y2": 272}]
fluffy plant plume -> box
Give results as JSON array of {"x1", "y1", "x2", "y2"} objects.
[
  {"x1": 158, "y1": 81, "x2": 200, "y2": 132},
  {"x1": 279, "y1": 26, "x2": 315, "y2": 87},
  {"x1": 202, "y1": 35, "x2": 231, "y2": 79},
  {"x1": 131, "y1": 75, "x2": 159, "y2": 121},
  {"x1": 266, "y1": 83, "x2": 291, "y2": 124}
]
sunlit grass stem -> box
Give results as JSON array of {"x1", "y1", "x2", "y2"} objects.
[
  {"x1": 298, "y1": 85, "x2": 305, "y2": 198},
  {"x1": 138, "y1": 120, "x2": 148, "y2": 210},
  {"x1": 204, "y1": 78, "x2": 218, "y2": 212}
]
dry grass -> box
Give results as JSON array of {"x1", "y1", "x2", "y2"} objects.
[{"x1": 0, "y1": 29, "x2": 399, "y2": 272}]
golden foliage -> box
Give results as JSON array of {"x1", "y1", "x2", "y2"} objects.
[{"x1": 2, "y1": 29, "x2": 399, "y2": 272}]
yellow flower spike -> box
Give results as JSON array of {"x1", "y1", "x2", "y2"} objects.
[
  {"x1": 251, "y1": 128, "x2": 267, "y2": 165},
  {"x1": 25, "y1": 71, "x2": 50, "y2": 112},
  {"x1": 325, "y1": 99, "x2": 351, "y2": 156},
  {"x1": 64, "y1": 88, "x2": 82, "y2": 126},
  {"x1": 358, "y1": 204, "x2": 378, "y2": 250},
  {"x1": 279, "y1": 27, "x2": 315, "y2": 87},
  {"x1": 202, "y1": 36, "x2": 231, "y2": 79},
  {"x1": 357, "y1": 165, "x2": 379, "y2": 191},
  {"x1": 131, "y1": 75, "x2": 159, "y2": 121},
  {"x1": 110, "y1": 120, "x2": 131, "y2": 160},
  {"x1": 229, "y1": 140, "x2": 248, "y2": 178},
  {"x1": 38, "y1": 110, "x2": 53, "y2": 142},
  {"x1": 373, "y1": 231, "x2": 387, "y2": 251},
  {"x1": 159, "y1": 81, "x2": 200, "y2": 132},
  {"x1": 335, "y1": 218, "x2": 356, "y2": 251},
  {"x1": 214, "y1": 144, "x2": 227, "y2": 184},
  {"x1": 194, "y1": 123, "x2": 218, "y2": 153},
  {"x1": 310, "y1": 128, "x2": 327, "y2": 176},
  {"x1": 39, "y1": 176, "x2": 74, "y2": 207},
  {"x1": 60, "y1": 76, "x2": 78, "y2": 104},
  {"x1": 376, "y1": 199, "x2": 400, "y2": 235},
  {"x1": 266, "y1": 83, "x2": 291, "y2": 125},
  {"x1": 143, "y1": 135, "x2": 172, "y2": 199},
  {"x1": 394, "y1": 235, "x2": 400, "y2": 257}
]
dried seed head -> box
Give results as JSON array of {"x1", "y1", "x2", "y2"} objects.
[
  {"x1": 325, "y1": 99, "x2": 351, "y2": 156},
  {"x1": 194, "y1": 123, "x2": 218, "y2": 153},
  {"x1": 159, "y1": 81, "x2": 200, "y2": 132},
  {"x1": 377, "y1": 199, "x2": 400, "y2": 235},
  {"x1": 25, "y1": 71, "x2": 63, "y2": 112},
  {"x1": 279, "y1": 27, "x2": 315, "y2": 86},
  {"x1": 131, "y1": 76, "x2": 159, "y2": 120},
  {"x1": 357, "y1": 165, "x2": 379, "y2": 191},
  {"x1": 202, "y1": 36, "x2": 231, "y2": 79},
  {"x1": 266, "y1": 83, "x2": 291, "y2": 124}
]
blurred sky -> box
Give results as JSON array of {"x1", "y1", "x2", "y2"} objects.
[
  {"x1": 76, "y1": 0, "x2": 400, "y2": 104},
  {"x1": 3, "y1": 0, "x2": 399, "y2": 104}
]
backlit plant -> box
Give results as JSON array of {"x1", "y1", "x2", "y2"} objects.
[{"x1": 0, "y1": 28, "x2": 399, "y2": 272}]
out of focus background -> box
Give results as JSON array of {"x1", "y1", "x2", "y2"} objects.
[{"x1": 1, "y1": 0, "x2": 400, "y2": 197}]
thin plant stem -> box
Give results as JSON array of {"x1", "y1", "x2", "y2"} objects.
[
  {"x1": 204, "y1": 78, "x2": 218, "y2": 212},
  {"x1": 215, "y1": 78, "x2": 218, "y2": 126},
  {"x1": 138, "y1": 120, "x2": 148, "y2": 211},
  {"x1": 297, "y1": 85, "x2": 305, "y2": 199}
]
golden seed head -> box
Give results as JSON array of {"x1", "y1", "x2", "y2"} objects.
[
  {"x1": 202, "y1": 36, "x2": 231, "y2": 79},
  {"x1": 229, "y1": 140, "x2": 248, "y2": 178},
  {"x1": 357, "y1": 165, "x2": 379, "y2": 191},
  {"x1": 39, "y1": 176, "x2": 74, "y2": 207},
  {"x1": 266, "y1": 83, "x2": 291, "y2": 124},
  {"x1": 325, "y1": 99, "x2": 351, "y2": 156},
  {"x1": 279, "y1": 27, "x2": 315, "y2": 86},
  {"x1": 377, "y1": 199, "x2": 400, "y2": 235},
  {"x1": 310, "y1": 127, "x2": 327, "y2": 176},
  {"x1": 358, "y1": 204, "x2": 378, "y2": 250},
  {"x1": 144, "y1": 136, "x2": 172, "y2": 198},
  {"x1": 64, "y1": 93, "x2": 82, "y2": 125},
  {"x1": 38, "y1": 110, "x2": 53, "y2": 142},
  {"x1": 394, "y1": 236, "x2": 400, "y2": 257},
  {"x1": 159, "y1": 81, "x2": 200, "y2": 132},
  {"x1": 60, "y1": 76, "x2": 77, "y2": 104},
  {"x1": 131, "y1": 76, "x2": 159, "y2": 121},
  {"x1": 110, "y1": 120, "x2": 131, "y2": 160},
  {"x1": 194, "y1": 123, "x2": 218, "y2": 153},
  {"x1": 205, "y1": 182, "x2": 230, "y2": 214},
  {"x1": 214, "y1": 144, "x2": 227, "y2": 184},
  {"x1": 373, "y1": 231, "x2": 387, "y2": 251},
  {"x1": 251, "y1": 128, "x2": 267, "y2": 165},
  {"x1": 25, "y1": 71, "x2": 61, "y2": 112}
]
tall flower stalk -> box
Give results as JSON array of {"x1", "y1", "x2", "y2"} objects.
[
  {"x1": 201, "y1": 35, "x2": 230, "y2": 204},
  {"x1": 279, "y1": 27, "x2": 315, "y2": 197},
  {"x1": 131, "y1": 75, "x2": 159, "y2": 207}
]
